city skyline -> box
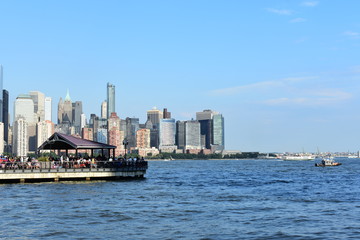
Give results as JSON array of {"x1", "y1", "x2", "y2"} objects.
[{"x1": 1, "y1": 1, "x2": 360, "y2": 153}]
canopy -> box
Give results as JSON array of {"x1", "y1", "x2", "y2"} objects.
[{"x1": 37, "y1": 132, "x2": 116, "y2": 157}]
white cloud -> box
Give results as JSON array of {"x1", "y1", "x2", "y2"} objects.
[
  {"x1": 267, "y1": 8, "x2": 293, "y2": 15},
  {"x1": 210, "y1": 76, "x2": 352, "y2": 107},
  {"x1": 290, "y1": 18, "x2": 307, "y2": 23},
  {"x1": 263, "y1": 89, "x2": 352, "y2": 106},
  {"x1": 301, "y1": 1, "x2": 319, "y2": 7},
  {"x1": 344, "y1": 31, "x2": 360, "y2": 39},
  {"x1": 210, "y1": 77, "x2": 316, "y2": 96}
]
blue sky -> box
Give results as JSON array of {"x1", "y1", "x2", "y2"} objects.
[{"x1": 1, "y1": 1, "x2": 359, "y2": 153}]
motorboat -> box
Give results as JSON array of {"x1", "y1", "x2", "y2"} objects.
[{"x1": 315, "y1": 157, "x2": 342, "y2": 167}]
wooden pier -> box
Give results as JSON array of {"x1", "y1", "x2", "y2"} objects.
[
  {"x1": 0, "y1": 133, "x2": 148, "y2": 183},
  {"x1": 0, "y1": 165, "x2": 147, "y2": 183}
]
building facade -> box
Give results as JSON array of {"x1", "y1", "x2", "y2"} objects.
[
  {"x1": 101, "y1": 100, "x2": 107, "y2": 119},
  {"x1": 44, "y1": 97, "x2": 52, "y2": 122},
  {"x1": 14, "y1": 94, "x2": 36, "y2": 123},
  {"x1": 136, "y1": 128, "x2": 151, "y2": 149},
  {"x1": 37, "y1": 120, "x2": 55, "y2": 148},
  {"x1": 2, "y1": 89, "x2": 9, "y2": 148},
  {"x1": 185, "y1": 120, "x2": 201, "y2": 150},
  {"x1": 107, "y1": 83, "x2": 115, "y2": 119},
  {"x1": 13, "y1": 118, "x2": 28, "y2": 157},
  {"x1": 196, "y1": 110, "x2": 225, "y2": 152},
  {"x1": 29, "y1": 91, "x2": 45, "y2": 122},
  {"x1": 125, "y1": 117, "x2": 139, "y2": 148},
  {"x1": 159, "y1": 118, "x2": 177, "y2": 152}
]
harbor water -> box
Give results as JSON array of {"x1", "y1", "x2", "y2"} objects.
[{"x1": 1, "y1": 159, "x2": 360, "y2": 239}]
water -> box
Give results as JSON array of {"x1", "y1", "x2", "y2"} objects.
[{"x1": 1, "y1": 159, "x2": 360, "y2": 239}]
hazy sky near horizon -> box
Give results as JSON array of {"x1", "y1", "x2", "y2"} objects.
[{"x1": 1, "y1": 1, "x2": 360, "y2": 153}]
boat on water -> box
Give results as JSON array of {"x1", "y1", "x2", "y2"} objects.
[
  {"x1": 281, "y1": 155, "x2": 315, "y2": 161},
  {"x1": 315, "y1": 157, "x2": 342, "y2": 167}
]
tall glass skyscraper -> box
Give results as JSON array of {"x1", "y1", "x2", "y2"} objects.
[
  {"x1": 212, "y1": 114, "x2": 225, "y2": 151},
  {"x1": 107, "y1": 83, "x2": 115, "y2": 119},
  {"x1": 196, "y1": 109, "x2": 225, "y2": 152}
]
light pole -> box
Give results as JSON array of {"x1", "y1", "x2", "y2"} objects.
[{"x1": 123, "y1": 139, "x2": 129, "y2": 160}]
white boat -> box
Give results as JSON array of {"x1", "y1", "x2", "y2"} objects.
[{"x1": 281, "y1": 155, "x2": 315, "y2": 161}]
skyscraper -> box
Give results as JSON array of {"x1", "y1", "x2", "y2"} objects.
[
  {"x1": 14, "y1": 94, "x2": 36, "y2": 123},
  {"x1": 147, "y1": 107, "x2": 163, "y2": 129},
  {"x1": 37, "y1": 120, "x2": 55, "y2": 148},
  {"x1": 212, "y1": 114, "x2": 225, "y2": 152},
  {"x1": 108, "y1": 112, "x2": 124, "y2": 156},
  {"x1": 101, "y1": 100, "x2": 107, "y2": 119},
  {"x1": 2, "y1": 90, "x2": 9, "y2": 147},
  {"x1": 185, "y1": 120, "x2": 201, "y2": 150},
  {"x1": 107, "y1": 83, "x2": 115, "y2": 119},
  {"x1": 196, "y1": 109, "x2": 225, "y2": 152},
  {"x1": 29, "y1": 91, "x2": 45, "y2": 122},
  {"x1": 125, "y1": 117, "x2": 139, "y2": 148},
  {"x1": 136, "y1": 128, "x2": 151, "y2": 149},
  {"x1": 44, "y1": 97, "x2": 52, "y2": 122},
  {"x1": 62, "y1": 90, "x2": 72, "y2": 124},
  {"x1": 163, "y1": 108, "x2": 171, "y2": 119},
  {"x1": 13, "y1": 118, "x2": 28, "y2": 157},
  {"x1": 72, "y1": 101, "x2": 83, "y2": 134},
  {"x1": 176, "y1": 120, "x2": 201, "y2": 151},
  {"x1": 159, "y1": 118, "x2": 177, "y2": 152}
]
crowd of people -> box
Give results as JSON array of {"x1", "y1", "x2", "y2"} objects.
[{"x1": 0, "y1": 156, "x2": 148, "y2": 170}]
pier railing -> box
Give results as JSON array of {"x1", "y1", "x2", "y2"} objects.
[{"x1": 0, "y1": 160, "x2": 148, "y2": 173}]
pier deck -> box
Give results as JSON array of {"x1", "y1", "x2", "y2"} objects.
[{"x1": 0, "y1": 162, "x2": 148, "y2": 183}]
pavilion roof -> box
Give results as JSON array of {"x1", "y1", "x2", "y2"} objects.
[{"x1": 38, "y1": 132, "x2": 116, "y2": 151}]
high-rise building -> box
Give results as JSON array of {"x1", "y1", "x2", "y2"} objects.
[
  {"x1": 196, "y1": 110, "x2": 225, "y2": 152},
  {"x1": 37, "y1": 120, "x2": 55, "y2": 148},
  {"x1": 107, "y1": 83, "x2": 115, "y2": 119},
  {"x1": 72, "y1": 101, "x2": 83, "y2": 134},
  {"x1": 108, "y1": 112, "x2": 121, "y2": 131},
  {"x1": 101, "y1": 100, "x2": 107, "y2": 119},
  {"x1": 163, "y1": 108, "x2": 171, "y2": 119},
  {"x1": 80, "y1": 113, "x2": 86, "y2": 130},
  {"x1": 96, "y1": 128, "x2": 108, "y2": 144},
  {"x1": 108, "y1": 112, "x2": 124, "y2": 156},
  {"x1": 29, "y1": 91, "x2": 45, "y2": 122},
  {"x1": 14, "y1": 94, "x2": 36, "y2": 123},
  {"x1": 136, "y1": 128, "x2": 151, "y2": 149},
  {"x1": 147, "y1": 107, "x2": 163, "y2": 129},
  {"x1": 212, "y1": 114, "x2": 225, "y2": 152},
  {"x1": 13, "y1": 118, "x2": 28, "y2": 157},
  {"x1": 63, "y1": 90, "x2": 72, "y2": 123},
  {"x1": 44, "y1": 97, "x2": 52, "y2": 122},
  {"x1": 82, "y1": 127, "x2": 94, "y2": 141},
  {"x1": 108, "y1": 127, "x2": 124, "y2": 157},
  {"x1": 185, "y1": 120, "x2": 201, "y2": 150},
  {"x1": 125, "y1": 117, "x2": 139, "y2": 148},
  {"x1": 57, "y1": 97, "x2": 64, "y2": 124},
  {"x1": 159, "y1": 118, "x2": 177, "y2": 152},
  {"x1": 176, "y1": 120, "x2": 201, "y2": 151},
  {"x1": 176, "y1": 121, "x2": 185, "y2": 149},
  {"x1": 2, "y1": 90, "x2": 9, "y2": 147}
]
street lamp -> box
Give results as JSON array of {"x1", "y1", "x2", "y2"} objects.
[{"x1": 123, "y1": 139, "x2": 129, "y2": 160}]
